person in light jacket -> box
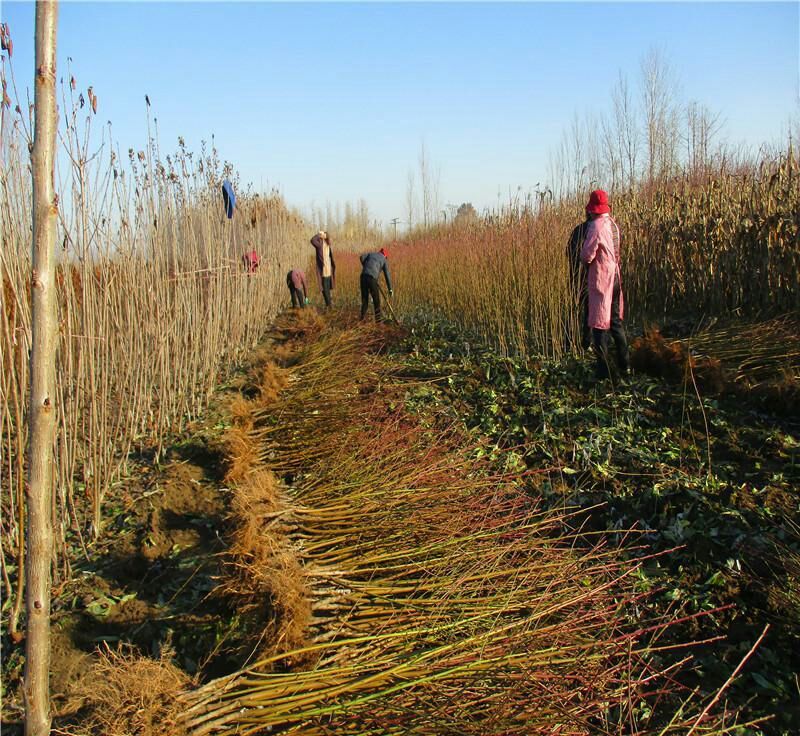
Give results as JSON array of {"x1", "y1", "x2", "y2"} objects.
[
  {"x1": 580, "y1": 190, "x2": 629, "y2": 380},
  {"x1": 359, "y1": 247, "x2": 393, "y2": 322},
  {"x1": 286, "y1": 269, "x2": 308, "y2": 309},
  {"x1": 310, "y1": 231, "x2": 336, "y2": 308}
]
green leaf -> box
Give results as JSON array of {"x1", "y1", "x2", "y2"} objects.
[{"x1": 751, "y1": 672, "x2": 780, "y2": 693}]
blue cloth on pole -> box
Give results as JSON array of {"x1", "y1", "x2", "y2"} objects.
[{"x1": 222, "y1": 179, "x2": 236, "y2": 219}]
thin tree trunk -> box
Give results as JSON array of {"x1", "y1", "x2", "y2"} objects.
[{"x1": 25, "y1": 2, "x2": 59, "y2": 735}]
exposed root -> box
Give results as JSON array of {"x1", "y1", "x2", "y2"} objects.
[
  {"x1": 631, "y1": 327, "x2": 728, "y2": 393},
  {"x1": 273, "y1": 308, "x2": 326, "y2": 340},
  {"x1": 60, "y1": 644, "x2": 192, "y2": 736},
  {"x1": 228, "y1": 395, "x2": 257, "y2": 432},
  {"x1": 216, "y1": 334, "x2": 313, "y2": 666},
  {"x1": 222, "y1": 426, "x2": 260, "y2": 485},
  {"x1": 216, "y1": 467, "x2": 312, "y2": 664},
  {"x1": 749, "y1": 367, "x2": 800, "y2": 417},
  {"x1": 632, "y1": 323, "x2": 800, "y2": 414},
  {"x1": 255, "y1": 361, "x2": 289, "y2": 404}
]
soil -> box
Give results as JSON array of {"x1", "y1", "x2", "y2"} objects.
[{"x1": 0, "y1": 340, "x2": 274, "y2": 733}]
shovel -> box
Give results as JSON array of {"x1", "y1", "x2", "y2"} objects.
[{"x1": 378, "y1": 285, "x2": 400, "y2": 324}]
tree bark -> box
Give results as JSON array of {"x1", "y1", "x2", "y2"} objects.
[{"x1": 25, "y1": 2, "x2": 59, "y2": 735}]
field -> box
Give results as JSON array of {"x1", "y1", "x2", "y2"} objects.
[
  {"x1": 3, "y1": 309, "x2": 796, "y2": 735},
  {"x1": 3, "y1": 19, "x2": 800, "y2": 736},
  {"x1": 336, "y1": 155, "x2": 800, "y2": 360}
]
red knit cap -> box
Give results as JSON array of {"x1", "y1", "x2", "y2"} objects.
[
  {"x1": 586, "y1": 190, "x2": 611, "y2": 215},
  {"x1": 380, "y1": 247, "x2": 389, "y2": 258}
]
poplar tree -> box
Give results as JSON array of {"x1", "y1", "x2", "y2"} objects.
[{"x1": 25, "y1": 2, "x2": 59, "y2": 734}]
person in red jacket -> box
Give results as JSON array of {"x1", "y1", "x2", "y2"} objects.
[
  {"x1": 286, "y1": 269, "x2": 309, "y2": 309},
  {"x1": 242, "y1": 249, "x2": 259, "y2": 274},
  {"x1": 310, "y1": 231, "x2": 335, "y2": 308}
]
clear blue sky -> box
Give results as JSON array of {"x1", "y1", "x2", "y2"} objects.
[{"x1": 3, "y1": 2, "x2": 798, "y2": 226}]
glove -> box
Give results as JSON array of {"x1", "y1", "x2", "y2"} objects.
[{"x1": 304, "y1": 297, "x2": 310, "y2": 305}]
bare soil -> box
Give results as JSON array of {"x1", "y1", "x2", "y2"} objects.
[{"x1": 0, "y1": 320, "x2": 300, "y2": 733}]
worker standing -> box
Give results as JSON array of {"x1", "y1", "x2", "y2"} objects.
[
  {"x1": 310, "y1": 230, "x2": 336, "y2": 308},
  {"x1": 580, "y1": 190, "x2": 629, "y2": 380},
  {"x1": 286, "y1": 269, "x2": 309, "y2": 309},
  {"x1": 359, "y1": 247, "x2": 393, "y2": 322}
]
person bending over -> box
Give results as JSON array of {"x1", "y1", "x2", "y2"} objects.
[
  {"x1": 286, "y1": 269, "x2": 308, "y2": 308},
  {"x1": 359, "y1": 248, "x2": 393, "y2": 322}
]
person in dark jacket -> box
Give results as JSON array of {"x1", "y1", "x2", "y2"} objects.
[
  {"x1": 566, "y1": 217, "x2": 592, "y2": 350},
  {"x1": 359, "y1": 248, "x2": 393, "y2": 321},
  {"x1": 286, "y1": 269, "x2": 308, "y2": 308},
  {"x1": 310, "y1": 231, "x2": 335, "y2": 308}
]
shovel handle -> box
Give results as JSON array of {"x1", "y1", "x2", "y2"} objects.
[{"x1": 377, "y1": 285, "x2": 399, "y2": 324}]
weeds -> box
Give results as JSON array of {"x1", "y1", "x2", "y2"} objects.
[{"x1": 391, "y1": 319, "x2": 800, "y2": 733}]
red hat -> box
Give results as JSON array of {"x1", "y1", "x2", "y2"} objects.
[
  {"x1": 380, "y1": 247, "x2": 388, "y2": 258},
  {"x1": 586, "y1": 190, "x2": 611, "y2": 215}
]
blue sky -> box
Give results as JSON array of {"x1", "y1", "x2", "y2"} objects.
[{"x1": 2, "y1": 2, "x2": 798, "y2": 226}]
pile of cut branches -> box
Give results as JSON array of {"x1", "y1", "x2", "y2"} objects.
[{"x1": 180, "y1": 313, "x2": 747, "y2": 735}]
